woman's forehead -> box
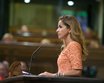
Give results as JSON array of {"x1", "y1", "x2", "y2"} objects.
[{"x1": 58, "y1": 20, "x2": 63, "y2": 25}]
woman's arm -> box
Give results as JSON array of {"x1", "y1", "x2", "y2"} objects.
[
  {"x1": 38, "y1": 71, "x2": 57, "y2": 77},
  {"x1": 38, "y1": 69, "x2": 82, "y2": 77},
  {"x1": 62, "y1": 42, "x2": 82, "y2": 77},
  {"x1": 59, "y1": 69, "x2": 82, "y2": 77}
]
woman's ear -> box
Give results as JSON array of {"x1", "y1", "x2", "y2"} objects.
[{"x1": 68, "y1": 28, "x2": 71, "y2": 34}]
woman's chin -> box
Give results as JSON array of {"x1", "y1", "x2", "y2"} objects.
[{"x1": 58, "y1": 37, "x2": 63, "y2": 39}]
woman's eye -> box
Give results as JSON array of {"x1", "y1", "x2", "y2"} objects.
[{"x1": 59, "y1": 25, "x2": 62, "y2": 28}]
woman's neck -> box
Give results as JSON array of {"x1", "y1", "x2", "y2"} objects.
[{"x1": 63, "y1": 35, "x2": 73, "y2": 47}]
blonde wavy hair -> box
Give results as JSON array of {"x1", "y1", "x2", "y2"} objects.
[{"x1": 59, "y1": 15, "x2": 88, "y2": 61}]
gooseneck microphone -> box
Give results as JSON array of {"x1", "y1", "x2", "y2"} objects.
[{"x1": 28, "y1": 45, "x2": 42, "y2": 74}]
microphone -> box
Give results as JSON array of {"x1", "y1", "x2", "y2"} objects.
[{"x1": 28, "y1": 45, "x2": 42, "y2": 74}]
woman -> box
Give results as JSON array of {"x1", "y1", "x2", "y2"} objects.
[
  {"x1": 0, "y1": 63, "x2": 9, "y2": 80},
  {"x1": 9, "y1": 61, "x2": 28, "y2": 77},
  {"x1": 39, "y1": 15, "x2": 88, "y2": 77},
  {"x1": 2, "y1": 33, "x2": 16, "y2": 43}
]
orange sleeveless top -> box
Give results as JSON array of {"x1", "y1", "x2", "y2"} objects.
[{"x1": 57, "y1": 41, "x2": 83, "y2": 74}]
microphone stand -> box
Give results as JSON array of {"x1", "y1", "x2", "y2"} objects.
[{"x1": 28, "y1": 45, "x2": 42, "y2": 74}]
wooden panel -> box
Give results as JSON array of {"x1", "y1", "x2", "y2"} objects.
[{"x1": 12, "y1": 32, "x2": 62, "y2": 44}]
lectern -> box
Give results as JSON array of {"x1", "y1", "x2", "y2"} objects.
[{"x1": 0, "y1": 75, "x2": 103, "y2": 83}]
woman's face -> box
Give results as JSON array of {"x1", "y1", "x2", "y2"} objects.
[
  {"x1": 20, "y1": 62, "x2": 28, "y2": 71},
  {"x1": 56, "y1": 20, "x2": 70, "y2": 39}
]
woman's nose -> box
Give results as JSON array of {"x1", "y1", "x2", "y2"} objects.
[{"x1": 56, "y1": 28, "x2": 59, "y2": 32}]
